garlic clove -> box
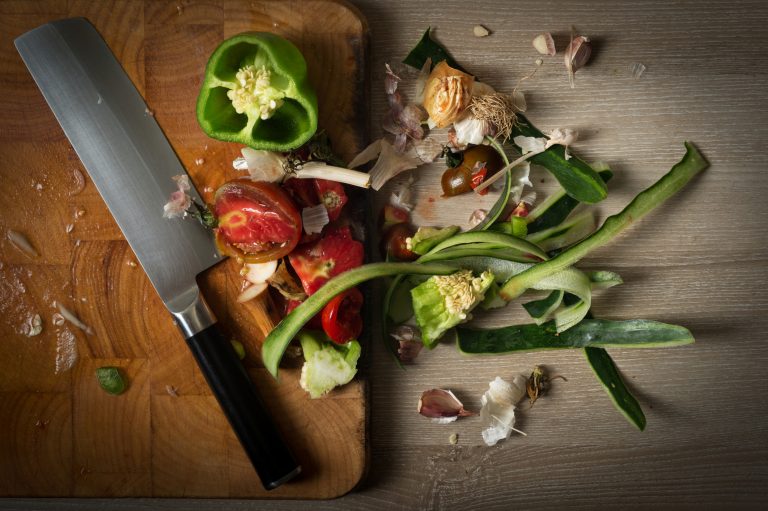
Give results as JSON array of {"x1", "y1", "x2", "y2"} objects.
[
  {"x1": 418, "y1": 389, "x2": 476, "y2": 420},
  {"x1": 473, "y1": 25, "x2": 490, "y2": 38},
  {"x1": 564, "y1": 34, "x2": 592, "y2": 88},
  {"x1": 532, "y1": 33, "x2": 556, "y2": 56}
]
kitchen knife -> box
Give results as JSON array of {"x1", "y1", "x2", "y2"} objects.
[{"x1": 15, "y1": 18, "x2": 301, "y2": 490}]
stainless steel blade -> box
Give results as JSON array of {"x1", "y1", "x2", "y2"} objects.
[{"x1": 15, "y1": 18, "x2": 222, "y2": 325}]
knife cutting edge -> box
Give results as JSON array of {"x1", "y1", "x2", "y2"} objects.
[{"x1": 15, "y1": 17, "x2": 301, "y2": 490}]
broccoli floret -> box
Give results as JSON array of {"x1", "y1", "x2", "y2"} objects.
[{"x1": 298, "y1": 331, "x2": 360, "y2": 399}]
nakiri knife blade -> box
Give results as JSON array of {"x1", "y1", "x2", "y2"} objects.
[{"x1": 15, "y1": 17, "x2": 300, "y2": 490}]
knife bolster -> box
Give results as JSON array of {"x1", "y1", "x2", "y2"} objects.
[{"x1": 169, "y1": 287, "x2": 216, "y2": 338}]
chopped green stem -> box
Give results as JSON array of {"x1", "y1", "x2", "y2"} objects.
[
  {"x1": 426, "y1": 231, "x2": 548, "y2": 261},
  {"x1": 471, "y1": 137, "x2": 512, "y2": 231},
  {"x1": 500, "y1": 142, "x2": 709, "y2": 300},
  {"x1": 263, "y1": 262, "x2": 457, "y2": 378}
]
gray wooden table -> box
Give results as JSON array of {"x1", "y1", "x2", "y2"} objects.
[{"x1": 4, "y1": 0, "x2": 768, "y2": 509}]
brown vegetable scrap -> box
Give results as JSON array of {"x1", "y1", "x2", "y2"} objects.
[{"x1": 526, "y1": 365, "x2": 567, "y2": 407}]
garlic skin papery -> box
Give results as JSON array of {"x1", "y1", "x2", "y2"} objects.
[
  {"x1": 418, "y1": 388, "x2": 476, "y2": 423},
  {"x1": 564, "y1": 34, "x2": 592, "y2": 88},
  {"x1": 480, "y1": 375, "x2": 527, "y2": 446},
  {"x1": 532, "y1": 33, "x2": 556, "y2": 56}
]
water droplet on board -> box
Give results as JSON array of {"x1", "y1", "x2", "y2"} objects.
[{"x1": 70, "y1": 168, "x2": 86, "y2": 196}]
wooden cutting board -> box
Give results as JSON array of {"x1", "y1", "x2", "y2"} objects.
[{"x1": 0, "y1": 0, "x2": 369, "y2": 499}]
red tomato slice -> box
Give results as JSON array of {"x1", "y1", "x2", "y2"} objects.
[
  {"x1": 314, "y1": 179, "x2": 348, "y2": 221},
  {"x1": 288, "y1": 225, "x2": 364, "y2": 295},
  {"x1": 321, "y1": 288, "x2": 363, "y2": 344},
  {"x1": 282, "y1": 177, "x2": 319, "y2": 209},
  {"x1": 213, "y1": 179, "x2": 302, "y2": 263}
]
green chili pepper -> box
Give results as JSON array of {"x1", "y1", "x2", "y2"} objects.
[{"x1": 196, "y1": 32, "x2": 318, "y2": 151}]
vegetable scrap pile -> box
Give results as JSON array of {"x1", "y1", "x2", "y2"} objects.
[{"x1": 170, "y1": 26, "x2": 708, "y2": 435}]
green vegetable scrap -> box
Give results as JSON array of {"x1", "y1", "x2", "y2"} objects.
[
  {"x1": 409, "y1": 226, "x2": 461, "y2": 255},
  {"x1": 512, "y1": 115, "x2": 608, "y2": 204},
  {"x1": 96, "y1": 367, "x2": 127, "y2": 396},
  {"x1": 411, "y1": 269, "x2": 494, "y2": 348},
  {"x1": 500, "y1": 142, "x2": 709, "y2": 301},
  {"x1": 585, "y1": 347, "x2": 647, "y2": 431},
  {"x1": 457, "y1": 319, "x2": 695, "y2": 354},
  {"x1": 197, "y1": 32, "x2": 318, "y2": 151},
  {"x1": 402, "y1": 27, "x2": 467, "y2": 72},
  {"x1": 298, "y1": 330, "x2": 361, "y2": 399}
]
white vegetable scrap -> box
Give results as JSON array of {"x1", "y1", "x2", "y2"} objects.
[
  {"x1": 630, "y1": 62, "x2": 646, "y2": 80},
  {"x1": 55, "y1": 301, "x2": 93, "y2": 335},
  {"x1": 480, "y1": 375, "x2": 528, "y2": 446},
  {"x1": 302, "y1": 204, "x2": 329, "y2": 234},
  {"x1": 369, "y1": 140, "x2": 422, "y2": 191},
  {"x1": 55, "y1": 328, "x2": 78, "y2": 374},
  {"x1": 242, "y1": 260, "x2": 278, "y2": 285},
  {"x1": 532, "y1": 33, "x2": 556, "y2": 56},
  {"x1": 546, "y1": 128, "x2": 578, "y2": 160},
  {"x1": 162, "y1": 174, "x2": 192, "y2": 219},
  {"x1": 22, "y1": 313, "x2": 42, "y2": 337},
  {"x1": 235, "y1": 148, "x2": 286, "y2": 182},
  {"x1": 294, "y1": 161, "x2": 371, "y2": 189},
  {"x1": 390, "y1": 176, "x2": 416, "y2": 211},
  {"x1": 236, "y1": 282, "x2": 268, "y2": 303},
  {"x1": 514, "y1": 135, "x2": 547, "y2": 155},
  {"x1": 473, "y1": 25, "x2": 490, "y2": 38},
  {"x1": 453, "y1": 112, "x2": 492, "y2": 146},
  {"x1": 468, "y1": 209, "x2": 488, "y2": 227}
]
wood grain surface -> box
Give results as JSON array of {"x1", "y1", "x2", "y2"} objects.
[
  {"x1": 3, "y1": 0, "x2": 768, "y2": 509},
  {"x1": 0, "y1": 0, "x2": 368, "y2": 500}
]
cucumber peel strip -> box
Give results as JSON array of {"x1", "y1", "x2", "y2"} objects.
[
  {"x1": 262, "y1": 262, "x2": 457, "y2": 378},
  {"x1": 585, "y1": 347, "x2": 647, "y2": 431},
  {"x1": 500, "y1": 142, "x2": 709, "y2": 301},
  {"x1": 457, "y1": 318, "x2": 694, "y2": 354}
]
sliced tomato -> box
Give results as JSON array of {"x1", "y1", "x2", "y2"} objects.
[
  {"x1": 314, "y1": 179, "x2": 348, "y2": 221},
  {"x1": 321, "y1": 288, "x2": 363, "y2": 344},
  {"x1": 288, "y1": 225, "x2": 364, "y2": 295},
  {"x1": 213, "y1": 179, "x2": 301, "y2": 263},
  {"x1": 282, "y1": 177, "x2": 319, "y2": 208}
]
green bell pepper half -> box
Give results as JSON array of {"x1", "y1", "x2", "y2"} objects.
[{"x1": 196, "y1": 32, "x2": 318, "y2": 151}]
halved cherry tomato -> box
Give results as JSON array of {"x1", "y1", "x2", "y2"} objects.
[
  {"x1": 213, "y1": 179, "x2": 302, "y2": 263},
  {"x1": 314, "y1": 179, "x2": 348, "y2": 221},
  {"x1": 321, "y1": 288, "x2": 363, "y2": 344},
  {"x1": 381, "y1": 223, "x2": 418, "y2": 261},
  {"x1": 288, "y1": 225, "x2": 364, "y2": 295}
]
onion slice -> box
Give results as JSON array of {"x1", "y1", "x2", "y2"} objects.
[
  {"x1": 243, "y1": 260, "x2": 278, "y2": 285},
  {"x1": 237, "y1": 282, "x2": 268, "y2": 303}
]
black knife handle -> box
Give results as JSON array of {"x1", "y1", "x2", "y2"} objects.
[{"x1": 185, "y1": 323, "x2": 301, "y2": 489}]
